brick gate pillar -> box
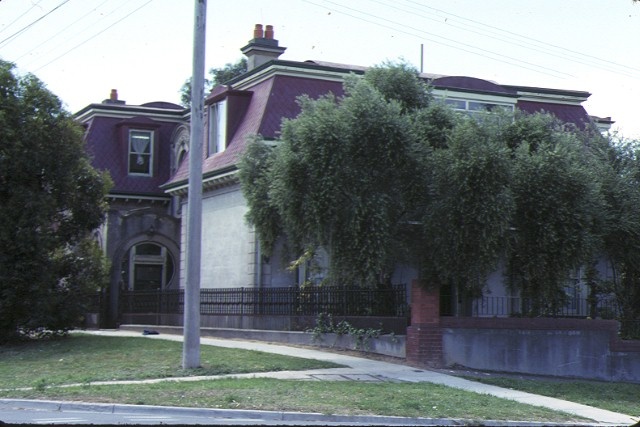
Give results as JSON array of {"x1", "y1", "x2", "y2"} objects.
[{"x1": 406, "y1": 280, "x2": 443, "y2": 367}]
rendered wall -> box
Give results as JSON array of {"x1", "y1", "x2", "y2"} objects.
[
  {"x1": 441, "y1": 317, "x2": 640, "y2": 382},
  {"x1": 198, "y1": 184, "x2": 256, "y2": 288}
]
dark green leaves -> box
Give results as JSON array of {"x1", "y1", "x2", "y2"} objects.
[{"x1": 0, "y1": 60, "x2": 110, "y2": 341}]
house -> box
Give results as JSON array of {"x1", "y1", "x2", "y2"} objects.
[
  {"x1": 75, "y1": 91, "x2": 189, "y2": 326},
  {"x1": 78, "y1": 25, "x2": 612, "y2": 326}
]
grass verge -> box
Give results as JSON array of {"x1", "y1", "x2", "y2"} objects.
[
  {"x1": 0, "y1": 333, "x2": 341, "y2": 389},
  {"x1": 0, "y1": 378, "x2": 587, "y2": 422},
  {"x1": 465, "y1": 376, "x2": 640, "y2": 417},
  {"x1": 0, "y1": 333, "x2": 598, "y2": 422}
]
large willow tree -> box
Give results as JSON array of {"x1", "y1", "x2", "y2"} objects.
[{"x1": 240, "y1": 61, "x2": 638, "y2": 321}]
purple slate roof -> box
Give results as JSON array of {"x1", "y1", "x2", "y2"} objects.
[
  {"x1": 516, "y1": 100, "x2": 592, "y2": 129},
  {"x1": 158, "y1": 61, "x2": 599, "y2": 190},
  {"x1": 84, "y1": 113, "x2": 180, "y2": 197},
  {"x1": 166, "y1": 74, "x2": 344, "y2": 186}
]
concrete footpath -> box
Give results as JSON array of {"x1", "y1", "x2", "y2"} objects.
[{"x1": 5, "y1": 329, "x2": 638, "y2": 426}]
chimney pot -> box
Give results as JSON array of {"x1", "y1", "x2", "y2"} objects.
[
  {"x1": 265, "y1": 25, "x2": 274, "y2": 39},
  {"x1": 253, "y1": 24, "x2": 264, "y2": 39},
  {"x1": 110, "y1": 89, "x2": 118, "y2": 101}
]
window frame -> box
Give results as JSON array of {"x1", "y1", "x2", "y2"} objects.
[
  {"x1": 128, "y1": 129, "x2": 154, "y2": 176},
  {"x1": 207, "y1": 99, "x2": 227, "y2": 156}
]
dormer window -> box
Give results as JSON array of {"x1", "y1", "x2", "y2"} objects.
[
  {"x1": 444, "y1": 98, "x2": 514, "y2": 113},
  {"x1": 208, "y1": 100, "x2": 227, "y2": 156},
  {"x1": 128, "y1": 129, "x2": 153, "y2": 176}
]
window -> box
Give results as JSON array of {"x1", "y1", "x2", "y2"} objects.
[
  {"x1": 128, "y1": 130, "x2": 153, "y2": 176},
  {"x1": 444, "y1": 98, "x2": 514, "y2": 113},
  {"x1": 208, "y1": 100, "x2": 227, "y2": 155}
]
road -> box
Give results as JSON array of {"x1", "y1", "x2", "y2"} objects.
[{"x1": 0, "y1": 399, "x2": 460, "y2": 426}]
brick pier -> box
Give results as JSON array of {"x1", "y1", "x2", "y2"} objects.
[{"x1": 406, "y1": 280, "x2": 443, "y2": 368}]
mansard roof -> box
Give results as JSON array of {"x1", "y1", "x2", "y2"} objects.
[
  {"x1": 76, "y1": 101, "x2": 187, "y2": 198},
  {"x1": 162, "y1": 59, "x2": 599, "y2": 193}
]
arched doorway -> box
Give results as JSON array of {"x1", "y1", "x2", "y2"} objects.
[{"x1": 121, "y1": 242, "x2": 175, "y2": 291}]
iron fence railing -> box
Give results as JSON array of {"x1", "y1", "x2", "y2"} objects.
[
  {"x1": 118, "y1": 285, "x2": 408, "y2": 318},
  {"x1": 463, "y1": 295, "x2": 621, "y2": 319},
  {"x1": 441, "y1": 294, "x2": 639, "y2": 339}
]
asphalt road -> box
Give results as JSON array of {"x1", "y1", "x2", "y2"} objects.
[{"x1": 0, "y1": 399, "x2": 469, "y2": 426}]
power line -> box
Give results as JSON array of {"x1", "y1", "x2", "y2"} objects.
[
  {"x1": 304, "y1": 0, "x2": 640, "y2": 81},
  {"x1": 0, "y1": 0, "x2": 71, "y2": 48},
  {"x1": 304, "y1": 0, "x2": 574, "y2": 79},
  {"x1": 400, "y1": 0, "x2": 640, "y2": 76},
  {"x1": 33, "y1": 0, "x2": 153, "y2": 73},
  {"x1": 13, "y1": 0, "x2": 111, "y2": 63},
  {"x1": 370, "y1": 0, "x2": 639, "y2": 79},
  {"x1": 0, "y1": 0, "x2": 44, "y2": 36}
]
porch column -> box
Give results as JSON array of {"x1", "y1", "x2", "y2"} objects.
[{"x1": 406, "y1": 280, "x2": 443, "y2": 367}]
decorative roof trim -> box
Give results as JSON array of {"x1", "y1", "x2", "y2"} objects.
[
  {"x1": 163, "y1": 167, "x2": 239, "y2": 196},
  {"x1": 108, "y1": 192, "x2": 172, "y2": 204},
  {"x1": 229, "y1": 60, "x2": 356, "y2": 90},
  {"x1": 504, "y1": 85, "x2": 591, "y2": 105},
  {"x1": 75, "y1": 103, "x2": 187, "y2": 123}
]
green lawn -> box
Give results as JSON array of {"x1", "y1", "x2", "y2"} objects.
[
  {"x1": 0, "y1": 334, "x2": 340, "y2": 389},
  {"x1": 465, "y1": 376, "x2": 640, "y2": 417},
  {"x1": 0, "y1": 333, "x2": 600, "y2": 423},
  {"x1": 0, "y1": 377, "x2": 588, "y2": 422}
]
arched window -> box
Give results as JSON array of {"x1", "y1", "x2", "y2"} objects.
[{"x1": 121, "y1": 243, "x2": 175, "y2": 291}]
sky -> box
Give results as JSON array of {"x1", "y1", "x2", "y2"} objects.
[{"x1": 1, "y1": 0, "x2": 639, "y2": 138}]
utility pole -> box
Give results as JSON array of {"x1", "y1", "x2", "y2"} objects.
[{"x1": 183, "y1": 0, "x2": 206, "y2": 369}]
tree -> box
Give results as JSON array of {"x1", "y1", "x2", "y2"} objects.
[
  {"x1": 240, "y1": 60, "x2": 636, "y2": 317},
  {"x1": 0, "y1": 60, "x2": 110, "y2": 341},
  {"x1": 419, "y1": 115, "x2": 514, "y2": 311},
  {"x1": 591, "y1": 135, "x2": 640, "y2": 324},
  {"x1": 504, "y1": 114, "x2": 605, "y2": 314},
  {"x1": 180, "y1": 58, "x2": 247, "y2": 106},
  {"x1": 240, "y1": 63, "x2": 455, "y2": 286}
]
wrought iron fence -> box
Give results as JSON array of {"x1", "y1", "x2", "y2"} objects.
[
  {"x1": 464, "y1": 295, "x2": 621, "y2": 319},
  {"x1": 118, "y1": 285, "x2": 408, "y2": 317}
]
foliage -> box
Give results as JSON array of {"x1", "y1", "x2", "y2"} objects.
[
  {"x1": 362, "y1": 60, "x2": 431, "y2": 112},
  {"x1": 0, "y1": 61, "x2": 110, "y2": 342},
  {"x1": 306, "y1": 313, "x2": 383, "y2": 351},
  {"x1": 243, "y1": 66, "x2": 436, "y2": 285},
  {"x1": 240, "y1": 60, "x2": 640, "y2": 314},
  {"x1": 589, "y1": 135, "x2": 640, "y2": 322},
  {"x1": 505, "y1": 115, "x2": 605, "y2": 312},
  {"x1": 180, "y1": 58, "x2": 248, "y2": 106},
  {"x1": 420, "y1": 116, "x2": 514, "y2": 300},
  {"x1": 237, "y1": 137, "x2": 282, "y2": 255}
]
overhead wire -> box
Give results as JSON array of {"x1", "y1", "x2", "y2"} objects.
[
  {"x1": 12, "y1": 0, "x2": 111, "y2": 63},
  {"x1": 0, "y1": 0, "x2": 71, "y2": 48},
  {"x1": 20, "y1": 0, "x2": 137, "y2": 70},
  {"x1": 33, "y1": 0, "x2": 153, "y2": 73},
  {"x1": 401, "y1": 0, "x2": 640, "y2": 76},
  {"x1": 0, "y1": 0, "x2": 43, "y2": 36},
  {"x1": 303, "y1": 0, "x2": 575, "y2": 79},
  {"x1": 372, "y1": 0, "x2": 640, "y2": 79},
  {"x1": 304, "y1": 0, "x2": 640, "y2": 81}
]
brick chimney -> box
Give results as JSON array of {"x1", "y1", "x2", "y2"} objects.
[
  {"x1": 102, "y1": 89, "x2": 125, "y2": 105},
  {"x1": 241, "y1": 24, "x2": 287, "y2": 71}
]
